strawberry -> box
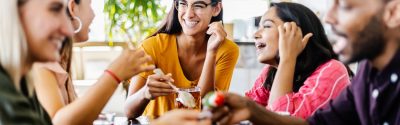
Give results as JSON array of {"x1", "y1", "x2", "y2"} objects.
[
  {"x1": 202, "y1": 92, "x2": 225, "y2": 108},
  {"x1": 213, "y1": 92, "x2": 224, "y2": 106}
]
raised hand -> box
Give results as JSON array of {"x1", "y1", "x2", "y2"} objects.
[
  {"x1": 107, "y1": 49, "x2": 155, "y2": 81},
  {"x1": 206, "y1": 21, "x2": 227, "y2": 53},
  {"x1": 277, "y1": 22, "x2": 313, "y2": 61}
]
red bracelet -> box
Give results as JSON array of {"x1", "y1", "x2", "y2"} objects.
[{"x1": 104, "y1": 69, "x2": 122, "y2": 84}]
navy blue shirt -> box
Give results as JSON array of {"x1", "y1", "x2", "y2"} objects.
[{"x1": 308, "y1": 50, "x2": 400, "y2": 125}]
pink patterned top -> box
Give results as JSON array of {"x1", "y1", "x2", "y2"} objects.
[{"x1": 245, "y1": 59, "x2": 350, "y2": 119}]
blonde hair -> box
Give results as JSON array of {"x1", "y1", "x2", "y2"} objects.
[{"x1": 0, "y1": 0, "x2": 32, "y2": 93}]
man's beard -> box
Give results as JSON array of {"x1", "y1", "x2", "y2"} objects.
[{"x1": 345, "y1": 15, "x2": 386, "y2": 64}]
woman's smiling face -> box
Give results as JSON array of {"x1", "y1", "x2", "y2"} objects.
[{"x1": 254, "y1": 7, "x2": 284, "y2": 65}]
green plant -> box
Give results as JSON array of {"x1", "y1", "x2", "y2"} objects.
[
  {"x1": 104, "y1": 0, "x2": 166, "y2": 94},
  {"x1": 104, "y1": 0, "x2": 166, "y2": 45}
]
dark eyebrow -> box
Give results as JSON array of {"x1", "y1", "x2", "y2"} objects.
[
  {"x1": 193, "y1": 1, "x2": 208, "y2": 4},
  {"x1": 50, "y1": 1, "x2": 65, "y2": 9}
]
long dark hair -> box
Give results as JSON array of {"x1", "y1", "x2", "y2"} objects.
[
  {"x1": 263, "y1": 2, "x2": 353, "y2": 92},
  {"x1": 62, "y1": 0, "x2": 81, "y2": 73},
  {"x1": 57, "y1": 0, "x2": 81, "y2": 103},
  {"x1": 150, "y1": 0, "x2": 223, "y2": 37},
  {"x1": 62, "y1": 0, "x2": 82, "y2": 74}
]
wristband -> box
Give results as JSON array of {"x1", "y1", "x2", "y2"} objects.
[{"x1": 104, "y1": 69, "x2": 122, "y2": 84}]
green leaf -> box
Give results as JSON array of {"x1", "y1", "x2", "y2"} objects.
[{"x1": 104, "y1": 0, "x2": 166, "y2": 44}]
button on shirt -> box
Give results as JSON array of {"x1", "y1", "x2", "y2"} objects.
[{"x1": 308, "y1": 49, "x2": 400, "y2": 125}]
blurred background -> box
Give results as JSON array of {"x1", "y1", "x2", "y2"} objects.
[{"x1": 73, "y1": 0, "x2": 339, "y2": 116}]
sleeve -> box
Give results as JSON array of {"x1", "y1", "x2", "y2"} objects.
[
  {"x1": 214, "y1": 40, "x2": 239, "y2": 91},
  {"x1": 269, "y1": 61, "x2": 351, "y2": 119},
  {"x1": 245, "y1": 65, "x2": 271, "y2": 107},
  {"x1": 0, "y1": 89, "x2": 47, "y2": 124},
  {"x1": 137, "y1": 37, "x2": 158, "y2": 80},
  {"x1": 307, "y1": 86, "x2": 360, "y2": 125}
]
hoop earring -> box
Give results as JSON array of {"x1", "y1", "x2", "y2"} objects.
[{"x1": 72, "y1": 16, "x2": 82, "y2": 33}]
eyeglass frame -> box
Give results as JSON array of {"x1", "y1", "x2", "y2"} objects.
[{"x1": 174, "y1": 0, "x2": 218, "y2": 14}]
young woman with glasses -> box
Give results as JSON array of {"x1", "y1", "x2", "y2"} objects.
[{"x1": 124, "y1": 0, "x2": 239, "y2": 119}]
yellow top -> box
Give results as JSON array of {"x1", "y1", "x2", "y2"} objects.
[{"x1": 138, "y1": 33, "x2": 239, "y2": 118}]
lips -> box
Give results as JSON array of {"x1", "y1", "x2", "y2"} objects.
[
  {"x1": 334, "y1": 37, "x2": 347, "y2": 54},
  {"x1": 49, "y1": 36, "x2": 65, "y2": 51},
  {"x1": 255, "y1": 40, "x2": 266, "y2": 48},
  {"x1": 332, "y1": 27, "x2": 348, "y2": 38},
  {"x1": 184, "y1": 19, "x2": 199, "y2": 28},
  {"x1": 255, "y1": 41, "x2": 266, "y2": 55}
]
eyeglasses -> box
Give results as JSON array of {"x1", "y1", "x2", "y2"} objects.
[{"x1": 174, "y1": 0, "x2": 217, "y2": 14}]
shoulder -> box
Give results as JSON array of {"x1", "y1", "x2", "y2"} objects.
[
  {"x1": 141, "y1": 33, "x2": 176, "y2": 51},
  {"x1": 32, "y1": 63, "x2": 61, "y2": 81},
  {"x1": 259, "y1": 65, "x2": 272, "y2": 78},
  {"x1": 313, "y1": 59, "x2": 349, "y2": 76},
  {"x1": 254, "y1": 65, "x2": 273, "y2": 86},
  {"x1": 304, "y1": 59, "x2": 350, "y2": 85},
  {"x1": 219, "y1": 39, "x2": 239, "y2": 53},
  {"x1": 142, "y1": 33, "x2": 174, "y2": 43},
  {"x1": 33, "y1": 62, "x2": 66, "y2": 75},
  {"x1": 216, "y1": 39, "x2": 239, "y2": 59},
  {"x1": 32, "y1": 63, "x2": 69, "y2": 89}
]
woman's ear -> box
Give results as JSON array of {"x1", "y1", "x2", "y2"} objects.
[
  {"x1": 212, "y1": 2, "x2": 222, "y2": 17},
  {"x1": 67, "y1": 0, "x2": 77, "y2": 17},
  {"x1": 383, "y1": 0, "x2": 400, "y2": 29}
]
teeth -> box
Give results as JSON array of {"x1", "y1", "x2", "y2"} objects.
[
  {"x1": 51, "y1": 36, "x2": 65, "y2": 50},
  {"x1": 255, "y1": 42, "x2": 266, "y2": 48},
  {"x1": 185, "y1": 20, "x2": 199, "y2": 28},
  {"x1": 57, "y1": 43, "x2": 62, "y2": 50}
]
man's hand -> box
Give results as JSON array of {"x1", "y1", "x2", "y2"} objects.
[{"x1": 211, "y1": 93, "x2": 253, "y2": 125}]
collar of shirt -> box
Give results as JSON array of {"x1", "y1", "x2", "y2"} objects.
[
  {"x1": 361, "y1": 48, "x2": 400, "y2": 124},
  {"x1": 363, "y1": 48, "x2": 400, "y2": 85}
]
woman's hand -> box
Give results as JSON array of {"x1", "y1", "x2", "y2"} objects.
[
  {"x1": 143, "y1": 74, "x2": 176, "y2": 100},
  {"x1": 278, "y1": 22, "x2": 313, "y2": 61},
  {"x1": 107, "y1": 49, "x2": 155, "y2": 81},
  {"x1": 207, "y1": 21, "x2": 227, "y2": 52}
]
